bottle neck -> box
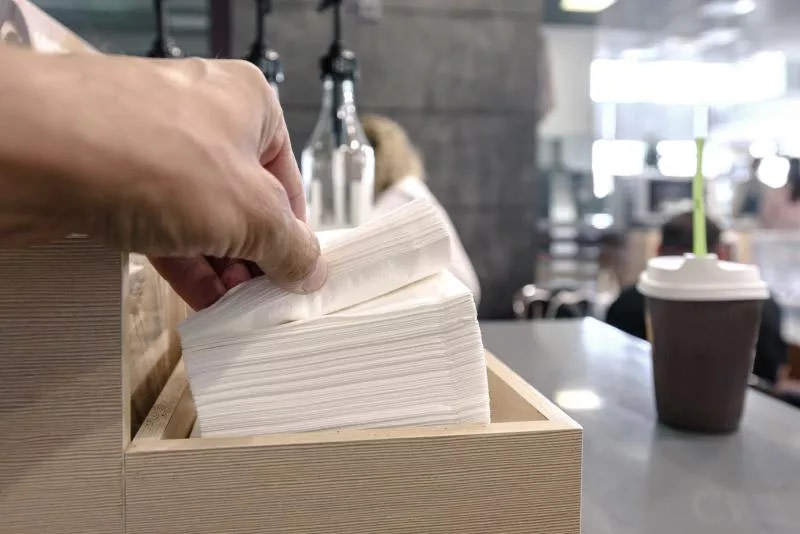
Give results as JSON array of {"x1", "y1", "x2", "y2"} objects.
[{"x1": 321, "y1": 77, "x2": 357, "y2": 109}]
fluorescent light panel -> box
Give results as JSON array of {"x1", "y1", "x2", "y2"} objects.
[
  {"x1": 655, "y1": 140, "x2": 734, "y2": 178},
  {"x1": 561, "y1": 0, "x2": 617, "y2": 13},
  {"x1": 700, "y1": 0, "x2": 756, "y2": 18},
  {"x1": 758, "y1": 156, "x2": 789, "y2": 189},
  {"x1": 590, "y1": 52, "x2": 787, "y2": 105}
]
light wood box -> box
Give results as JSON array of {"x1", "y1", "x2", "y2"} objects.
[
  {"x1": 128, "y1": 353, "x2": 582, "y2": 534},
  {"x1": 0, "y1": 3, "x2": 581, "y2": 532}
]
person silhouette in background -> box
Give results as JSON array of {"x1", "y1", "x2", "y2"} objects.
[
  {"x1": 732, "y1": 158, "x2": 764, "y2": 219},
  {"x1": 761, "y1": 157, "x2": 800, "y2": 230},
  {"x1": 361, "y1": 114, "x2": 481, "y2": 305},
  {"x1": 606, "y1": 212, "x2": 787, "y2": 387}
]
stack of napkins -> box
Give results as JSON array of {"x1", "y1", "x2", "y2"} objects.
[{"x1": 179, "y1": 200, "x2": 490, "y2": 437}]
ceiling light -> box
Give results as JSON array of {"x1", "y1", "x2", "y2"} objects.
[
  {"x1": 654, "y1": 140, "x2": 733, "y2": 179},
  {"x1": 696, "y1": 28, "x2": 741, "y2": 48},
  {"x1": 592, "y1": 139, "x2": 648, "y2": 177},
  {"x1": 560, "y1": 0, "x2": 617, "y2": 13},
  {"x1": 749, "y1": 139, "x2": 778, "y2": 159},
  {"x1": 700, "y1": 0, "x2": 756, "y2": 18},
  {"x1": 757, "y1": 156, "x2": 789, "y2": 189},
  {"x1": 589, "y1": 213, "x2": 614, "y2": 230}
]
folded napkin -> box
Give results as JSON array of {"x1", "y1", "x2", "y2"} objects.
[
  {"x1": 179, "y1": 200, "x2": 490, "y2": 437},
  {"x1": 184, "y1": 272, "x2": 489, "y2": 437},
  {"x1": 179, "y1": 199, "x2": 450, "y2": 342}
]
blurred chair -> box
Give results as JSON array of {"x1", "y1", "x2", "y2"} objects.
[
  {"x1": 513, "y1": 285, "x2": 550, "y2": 320},
  {"x1": 513, "y1": 285, "x2": 590, "y2": 320},
  {"x1": 545, "y1": 289, "x2": 588, "y2": 319}
]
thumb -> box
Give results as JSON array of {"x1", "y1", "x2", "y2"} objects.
[{"x1": 248, "y1": 204, "x2": 327, "y2": 294}]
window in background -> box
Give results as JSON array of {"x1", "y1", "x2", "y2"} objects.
[{"x1": 37, "y1": 0, "x2": 209, "y2": 56}]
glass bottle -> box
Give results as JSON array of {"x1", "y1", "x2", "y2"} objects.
[{"x1": 301, "y1": 52, "x2": 375, "y2": 230}]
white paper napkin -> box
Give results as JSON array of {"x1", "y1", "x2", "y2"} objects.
[
  {"x1": 178, "y1": 200, "x2": 490, "y2": 438},
  {"x1": 179, "y1": 199, "x2": 451, "y2": 343}
]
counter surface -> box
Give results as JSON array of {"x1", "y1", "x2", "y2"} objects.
[{"x1": 481, "y1": 319, "x2": 800, "y2": 534}]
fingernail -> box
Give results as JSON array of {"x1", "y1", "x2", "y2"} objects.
[{"x1": 301, "y1": 256, "x2": 328, "y2": 293}]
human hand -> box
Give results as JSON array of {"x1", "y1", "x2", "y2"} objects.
[
  {"x1": 132, "y1": 57, "x2": 326, "y2": 309},
  {"x1": 0, "y1": 48, "x2": 325, "y2": 310}
]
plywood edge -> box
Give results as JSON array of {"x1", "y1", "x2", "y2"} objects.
[
  {"x1": 487, "y1": 353, "x2": 547, "y2": 422},
  {"x1": 132, "y1": 360, "x2": 194, "y2": 442},
  {"x1": 485, "y1": 352, "x2": 581, "y2": 429},
  {"x1": 128, "y1": 327, "x2": 184, "y2": 435},
  {"x1": 127, "y1": 419, "x2": 574, "y2": 454},
  {"x1": 128, "y1": 331, "x2": 170, "y2": 394}
]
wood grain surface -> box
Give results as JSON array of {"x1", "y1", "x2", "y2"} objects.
[
  {"x1": 134, "y1": 360, "x2": 195, "y2": 442},
  {"x1": 126, "y1": 425, "x2": 581, "y2": 534},
  {"x1": 126, "y1": 353, "x2": 582, "y2": 534},
  {"x1": 126, "y1": 255, "x2": 188, "y2": 436},
  {"x1": 0, "y1": 240, "x2": 125, "y2": 533}
]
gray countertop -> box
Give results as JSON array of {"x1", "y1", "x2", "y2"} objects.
[{"x1": 480, "y1": 318, "x2": 800, "y2": 534}]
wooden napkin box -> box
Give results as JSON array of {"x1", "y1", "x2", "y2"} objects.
[{"x1": 128, "y1": 352, "x2": 582, "y2": 534}]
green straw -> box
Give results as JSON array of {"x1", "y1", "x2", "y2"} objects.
[{"x1": 693, "y1": 137, "x2": 707, "y2": 256}]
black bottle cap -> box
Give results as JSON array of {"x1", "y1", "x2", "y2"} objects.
[
  {"x1": 245, "y1": 0, "x2": 284, "y2": 85},
  {"x1": 319, "y1": 43, "x2": 357, "y2": 80},
  {"x1": 246, "y1": 44, "x2": 285, "y2": 85},
  {"x1": 317, "y1": 0, "x2": 357, "y2": 80}
]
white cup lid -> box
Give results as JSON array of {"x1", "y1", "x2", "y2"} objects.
[{"x1": 638, "y1": 254, "x2": 769, "y2": 301}]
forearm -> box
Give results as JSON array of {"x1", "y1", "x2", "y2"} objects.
[
  {"x1": 0, "y1": 45, "x2": 177, "y2": 246},
  {"x1": 0, "y1": 45, "x2": 91, "y2": 243}
]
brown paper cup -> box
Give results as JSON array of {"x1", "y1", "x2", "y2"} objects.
[{"x1": 646, "y1": 297, "x2": 763, "y2": 433}]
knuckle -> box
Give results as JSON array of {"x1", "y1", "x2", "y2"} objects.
[
  {"x1": 227, "y1": 58, "x2": 263, "y2": 78},
  {"x1": 223, "y1": 60, "x2": 282, "y2": 145},
  {"x1": 184, "y1": 57, "x2": 209, "y2": 72},
  {"x1": 230, "y1": 60, "x2": 272, "y2": 97}
]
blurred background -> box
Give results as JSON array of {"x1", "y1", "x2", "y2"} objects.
[{"x1": 31, "y1": 1, "x2": 800, "y2": 341}]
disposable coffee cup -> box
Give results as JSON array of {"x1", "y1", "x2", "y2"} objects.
[{"x1": 638, "y1": 254, "x2": 769, "y2": 433}]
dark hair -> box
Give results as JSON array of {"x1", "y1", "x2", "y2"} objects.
[
  {"x1": 789, "y1": 158, "x2": 800, "y2": 202},
  {"x1": 660, "y1": 212, "x2": 721, "y2": 254}
]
